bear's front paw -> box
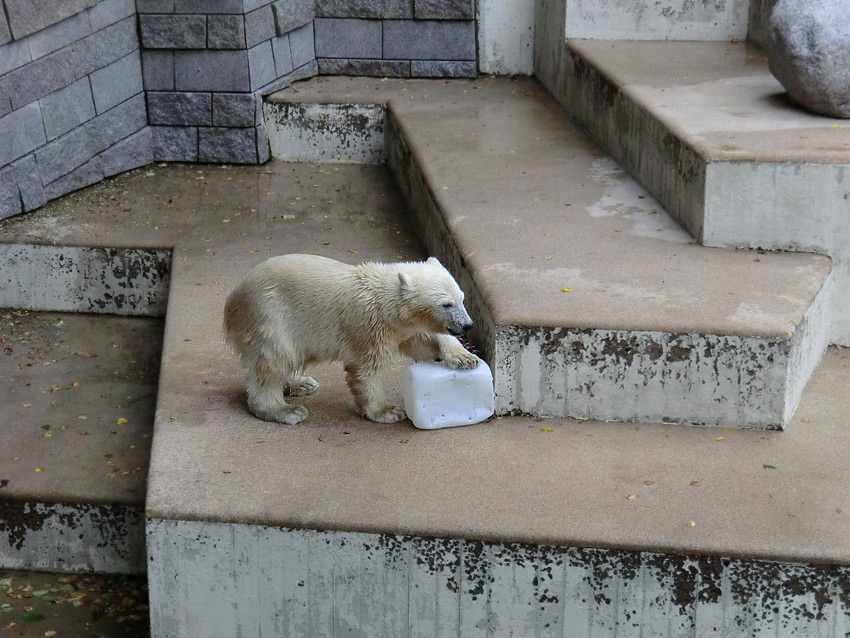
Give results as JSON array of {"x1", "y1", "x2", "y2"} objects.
[
  {"x1": 364, "y1": 404, "x2": 407, "y2": 424},
  {"x1": 444, "y1": 348, "x2": 481, "y2": 370}
]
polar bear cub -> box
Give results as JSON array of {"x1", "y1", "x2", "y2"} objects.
[{"x1": 224, "y1": 254, "x2": 480, "y2": 425}]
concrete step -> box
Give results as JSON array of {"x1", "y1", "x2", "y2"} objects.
[
  {"x1": 0, "y1": 244, "x2": 168, "y2": 574},
  {"x1": 536, "y1": 39, "x2": 850, "y2": 344},
  {"x1": 265, "y1": 76, "x2": 832, "y2": 429},
  {"x1": 0, "y1": 309, "x2": 161, "y2": 574}
]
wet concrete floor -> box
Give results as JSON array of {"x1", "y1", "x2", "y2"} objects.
[{"x1": 0, "y1": 569, "x2": 148, "y2": 637}]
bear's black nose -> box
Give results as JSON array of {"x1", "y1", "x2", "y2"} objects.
[{"x1": 461, "y1": 322, "x2": 473, "y2": 334}]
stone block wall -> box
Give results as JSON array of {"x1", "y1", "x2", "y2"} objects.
[
  {"x1": 138, "y1": 0, "x2": 319, "y2": 164},
  {"x1": 0, "y1": 0, "x2": 150, "y2": 220},
  {"x1": 314, "y1": 0, "x2": 477, "y2": 78}
]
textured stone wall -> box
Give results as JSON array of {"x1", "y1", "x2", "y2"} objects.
[
  {"x1": 314, "y1": 0, "x2": 477, "y2": 78},
  {"x1": 0, "y1": 0, "x2": 150, "y2": 220},
  {"x1": 138, "y1": 0, "x2": 319, "y2": 164}
]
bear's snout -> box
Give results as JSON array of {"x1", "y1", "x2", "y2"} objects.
[{"x1": 449, "y1": 321, "x2": 473, "y2": 336}]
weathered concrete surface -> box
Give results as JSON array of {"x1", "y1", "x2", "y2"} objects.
[
  {"x1": 0, "y1": 310, "x2": 161, "y2": 573},
  {"x1": 535, "y1": 37, "x2": 850, "y2": 344},
  {"x1": 477, "y1": 0, "x2": 535, "y2": 75},
  {"x1": 264, "y1": 102, "x2": 385, "y2": 163},
  {"x1": 0, "y1": 244, "x2": 170, "y2": 316},
  {"x1": 564, "y1": 0, "x2": 749, "y2": 40},
  {"x1": 0, "y1": 502, "x2": 144, "y2": 574},
  {"x1": 147, "y1": 519, "x2": 850, "y2": 638}
]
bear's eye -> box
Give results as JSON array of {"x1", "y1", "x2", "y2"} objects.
[{"x1": 442, "y1": 302, "x2": 455, "y2": 308}]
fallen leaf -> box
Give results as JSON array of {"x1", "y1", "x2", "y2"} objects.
[
  {"x1": 644, "y1": 480, "x2": 655, "y2": 486},
  {"x1": 541, "y1": 427, "x2": 553, "y2": 432},
  {"x1": 117, "y1": 418, "x2": 128, "y2": 425},
  {"x1": 625, "y1": 494, "x2": 637, "y2": 500},
  {"x1": 34, "y1": 467, "x2": 43, "y2": 473},
  {"x1": 690, "y1": 481, "x2": 702, "y2": 486},
  {"x1": 686, "y1": 521, "x2": 696, "y2": 527},
  {"x1": 763, "y1": 464, "x2": 777, "y2": 469},
  {"x1": 560, "y1": 287, "x2": 572, "y2": 292},
  {"x1": 716, "y1": 436, "x2": 724, "y2": 441}
]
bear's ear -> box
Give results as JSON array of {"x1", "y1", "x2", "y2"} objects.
[{"x1": 398, "y1": 272, "x2": 412, "y2": 289}]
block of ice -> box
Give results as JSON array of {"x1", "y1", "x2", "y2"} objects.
[{"x1": 404, "y1": 360, "x2": 495, "y2": 430}]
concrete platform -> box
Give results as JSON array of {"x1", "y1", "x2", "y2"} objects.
[
  {"x1": 0, "y1": 150, "x2": 847, "y2": 634},
  {"x1": 535, "y1": 38, "x2": 850, "y2": 344},
  {"x1": 267, "y1": 76, "x2": 832, "y2": 429}
]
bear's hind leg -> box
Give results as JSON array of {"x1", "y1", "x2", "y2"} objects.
[
  {"x1": 344, "y1": 362, "x2": 406, "y2": 424},
  {"x1": 245, "y1": 355, "x2": 308, "y2": 425},
  {"x1": 284, "y1": 372, "x2": 319, "y2": 397}
]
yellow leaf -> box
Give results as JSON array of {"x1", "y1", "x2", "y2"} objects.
[
  {"x1": 560, "y1": 287, "x2": 572, "y2": 292},
  {"x1": 35, "y1": 467, "x2": 43, "y2": 473},
  {"x1": 541, "y1": 427, "x2": 553, "y2": 432},
  {"x1": 716, "y1": 436, "x2": 724, "y2": 441},
  {"x1": 43, "y1": 432, "x2": 52, "y2": 438},
  {"x1": 117, "y1": 418, "x2": 128, "y2": 425},
  {"x1": 687, "y1": 521, "x2": 696, "y2": 527},
  {"x1": 626, "y1": 494, "x2": 637, "y2": 500}
]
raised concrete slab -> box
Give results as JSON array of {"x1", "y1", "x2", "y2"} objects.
[
  {"x1": 1, "y1": 154, "x2": 848, "y2": 634},
  {"x1": 267, "y1": 76, "x2": 833, "y2": 429},
  {"x1": 535, "y1": 38, "x2": 850, "y2": 344},
  {"x1": 0, "y1": 310, "x2": 161, "y2": 573}
]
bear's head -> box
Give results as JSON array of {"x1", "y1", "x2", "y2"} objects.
[{"x1": 398, "y1": 257, "x2": 473, "y2": 336}]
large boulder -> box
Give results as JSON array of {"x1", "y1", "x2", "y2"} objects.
[{"x1": 767, "y1": 0, "x2": 850, "y2": 118}]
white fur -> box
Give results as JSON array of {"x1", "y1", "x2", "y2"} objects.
[{"x1": 224, "y1": 254, "x2": 480, "y2": 424}]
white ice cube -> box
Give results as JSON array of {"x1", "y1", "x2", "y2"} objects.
[{"x1": 404, "y1": 360, "x2": 495, "y2": 430}]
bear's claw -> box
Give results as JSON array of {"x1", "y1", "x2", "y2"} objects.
[
  {"x1": 364, "y1": 404, "x2": 407, "y2": 424},
  {"x1": 445, "y1": 349, "x2": 481, "y2": 370},
  {"x1": 285, "y1": 375, "x2": 319, "y2": 396}
]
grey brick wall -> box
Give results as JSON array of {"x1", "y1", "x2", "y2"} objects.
[
  {"x1": 139, "y1": 0, "x2": 319, "y2": 165},
  {"x1": 0, "y1": 0, "x2": 149, "y2": 221},
  {"x1": 314, "y1": 0, "x2": 477, "y2": 78}
]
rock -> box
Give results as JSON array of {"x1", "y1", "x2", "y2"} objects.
[{"x1": 767, "y1": 0, "x2": 850, "y2": 118}]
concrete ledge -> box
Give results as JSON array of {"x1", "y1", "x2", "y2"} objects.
[
  {"x1": 147, "y1": 518, "x2": 850, "y2": 638},
  {"x1": 1, "y1": 502, "x2": 144, "y2": 574},
  {"x1": 0, "y1": 244, "x2": 170, "y2": 316},
  {"x1": 264, "y1": 102, "x2": 385, "y2": 163}
]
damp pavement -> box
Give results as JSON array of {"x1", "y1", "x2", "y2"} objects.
[{"x1": 0, "y1": 569, "x2": 148, "y2": 637}]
